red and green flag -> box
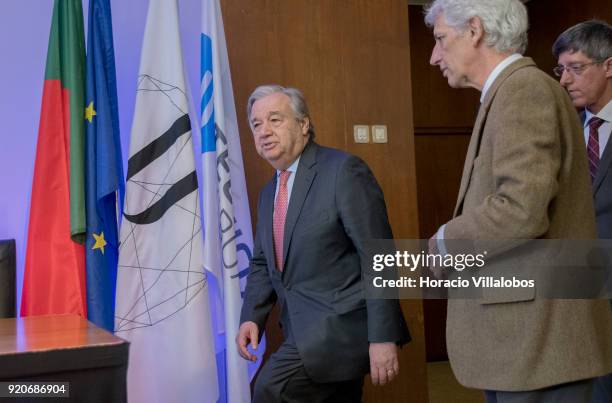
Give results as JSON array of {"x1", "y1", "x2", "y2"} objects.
[{"x1": 21, "y1": 0, "x2": 87, "y2": 317}]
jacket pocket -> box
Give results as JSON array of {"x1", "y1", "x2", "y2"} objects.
[
  {"x1": 333, "y1": 286, "x2": 366, "y2": 314},
  {"x1": 479, "y1": 286, "x2": 536, "y2": 305}
]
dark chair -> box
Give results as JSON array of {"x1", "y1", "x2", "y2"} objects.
[{"x1": 0, "y1": 240, "x2": 16, "y2": 318}]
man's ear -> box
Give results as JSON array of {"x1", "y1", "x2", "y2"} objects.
[
  {"x1": 604, "y1": 56, "x2": 612, "y2": 79},
  {"x1": 300, "y1": 117, "x2": 310, "y2": 136},
  {"x1": 467, "y1": 16, "x2": 484, "y2": 46}
]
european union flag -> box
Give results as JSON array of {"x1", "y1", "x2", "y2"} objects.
[{"x1": 85, "y1": 0, "x2": 124, "y2": 332}]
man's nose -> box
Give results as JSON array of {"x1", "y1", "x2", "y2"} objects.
[
  {"x1": 559, "y1": 69, "x2": 572, "y2": 86},
  {"x1": 256, "y1": 121, "x2": 272, "y2": 137},
  {"x1": 430, "y1": 44, "x2": 440, "y2": 66},
  {"x1": 263, "y1": 120, "x2": 274, "y2": 134}
]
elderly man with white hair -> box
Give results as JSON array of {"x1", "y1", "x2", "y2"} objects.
[{"x1": 425, "y1": 1, "x2": 612, "y2": 402}]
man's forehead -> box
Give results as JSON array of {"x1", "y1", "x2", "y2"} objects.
[
  {"x1": 250, "y1": 108, "x2": 281, "y2": 121},
  {"x1": 256, "y1": 92, "x2": 290, "y2": 107},
  {"x1": 433, "y1": 13, "x2": 450, "y2": 33},
  {"x1": 558, "y1": 50, "x2": 590, "y2": 62},
  {"x1": 251, "y1": 93, "x2": 290, "y2": 116}
]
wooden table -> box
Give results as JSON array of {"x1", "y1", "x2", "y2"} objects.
[{"x1": 0, "y1": 314, "x2": 128, "y2": 402}]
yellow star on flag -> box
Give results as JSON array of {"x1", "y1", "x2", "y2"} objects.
[
  {"x1": 85, "y1": 101, "x2": 97, "y2": 123},
  {"x1": 92, "y1": 232, "x2": 107, "y2": 255}
]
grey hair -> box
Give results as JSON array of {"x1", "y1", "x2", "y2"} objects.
[
  {"x1": 246, "y1": 85, "x2": 315, "y2": 140},
  {"x1": 552, "y1": 20, "x2": 612, "y2": 61},
  {"x1": 424, "y1": 0, "x2": 529, "y2": 55}
]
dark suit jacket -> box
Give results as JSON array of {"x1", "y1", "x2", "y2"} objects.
[
  {"x1": 240, "y1": 141, "x2": 409, "y2": 383},
  {"x1": 581, "y1": 111, "x2": 612, "y2": 239}
]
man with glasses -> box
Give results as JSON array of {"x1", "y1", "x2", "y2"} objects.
[{"x1": 553, "y1": 19, "x2": 612, "y2": 403}]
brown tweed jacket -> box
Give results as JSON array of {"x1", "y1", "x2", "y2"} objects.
[{"x1": 444, "y1": 57, "x2": 612, "y2": 391}]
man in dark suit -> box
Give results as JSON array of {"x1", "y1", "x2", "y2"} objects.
[
  {"x1": 553, "y1": 20, "x2": 612, "y2": 238},
  {"x1": 425, "y1": 1, "x2": 612, "y2": 402},
  {"x1": 553, "y1": 19, "x2": 612, "y2": 403},
  {"x1": 236, "y1": 85, "x2": 409, "y2": 403}
]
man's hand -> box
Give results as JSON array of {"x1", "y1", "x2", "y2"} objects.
[
  {"x1": 236, "y1": 321, "x2": 259, "y2": 362},
  {"x1": 369, "y1": 342, "x2": 399, "y2": 386}
]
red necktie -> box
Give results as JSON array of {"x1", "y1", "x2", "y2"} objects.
[
  {"x1": 588, "y1": 117, "x2": 605, "y2": 182},
  {"x1": 273, "y1": 171, "x2": 291, "y2": 271}
]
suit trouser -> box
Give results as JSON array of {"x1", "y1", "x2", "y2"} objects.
[
  {"x1": 592, "y1": 373, "x2": 612, "y2": 403},
  {"x1": 252, "y1": 340, "x2": 363, "y2": 403},
  {"x1": 253, "y1": 306, "x2": 363, "y2": 403},
  {"x1": 484, "y1": 379, "x2": 593, "y2": 403}
]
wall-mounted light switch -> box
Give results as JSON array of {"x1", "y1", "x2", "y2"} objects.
[
  {"x1": 372, "y1": 125, "x2": 388, "y2": 143},
  {"x1": 353, "y1": 125, "x2": 369, "y2": 143}
]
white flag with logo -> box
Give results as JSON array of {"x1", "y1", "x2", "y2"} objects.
[
  {"x1": 201, "y1": 0, "x2": 259, "y2": 402},
  {"x1": 115, "y1": 1, "x2": 218, "y2": 402}
]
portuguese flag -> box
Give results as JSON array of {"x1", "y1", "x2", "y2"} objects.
[{"x1": 21, "y1": 0, "x2": 87, "y2": 317}]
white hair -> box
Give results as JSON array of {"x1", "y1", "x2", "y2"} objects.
[
  {"x1": 425, "y1": 0, "x2": 529, "y2": 55},
  {"x1": 247, "y1": 84, "x2": 315, "y2": 139}
]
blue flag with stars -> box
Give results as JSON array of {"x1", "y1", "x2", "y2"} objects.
[{"x1": 85, "y1": 0, "x2": 124, "y2": 332}]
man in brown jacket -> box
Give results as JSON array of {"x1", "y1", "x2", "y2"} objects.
[{"x1": 425, "y1": 0, "x2": 612, "y2": 402}]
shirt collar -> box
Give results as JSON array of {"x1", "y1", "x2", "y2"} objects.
[
  {"x1": 584, "y1": 100, "x2": 612, "y2": 128},
  {"x1": 480, "y1": 53, "x2": 523, "y2": 103},
  {"x1": 276, "y1": 155, "x2": 301, "y2": 178}
]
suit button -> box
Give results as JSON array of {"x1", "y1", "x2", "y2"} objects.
[{"x1": 286, "y1": 285, "x2": 292, "y2": 291}]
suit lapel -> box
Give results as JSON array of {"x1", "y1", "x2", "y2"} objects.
[
  {"x1": 281, "y1": 141, "x2": 317, "y2": 272},
  {"x1": 262, "y1": 176, "x2": 277, "y2": 270},
  {"x1": 593, "y1": 126, "x2": 612, "y2": 194},
  {"x1": 454, "y1": 105, "x2": 487, "y2": 216},
  {"x1": 453, "y1": 57, "x2": 536, "y2": 217}
]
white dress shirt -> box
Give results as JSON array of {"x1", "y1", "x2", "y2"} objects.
[
  {"x1": 583, "y1": 100, "x2": 612, "y2": 158},
  {"x1": 480, "y1": 54, "x2": 522, "y2": 103}
]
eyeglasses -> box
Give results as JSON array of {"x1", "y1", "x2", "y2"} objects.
[{"x1": 553, "y1": 61, "x2": 602, "y2": 77}]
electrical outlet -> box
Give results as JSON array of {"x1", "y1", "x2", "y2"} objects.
[
  {"x1": 372, "y1": 125, "x2": 388, "y2": 143},
  {"x1": 353, "y1": 125, "x2": 369, "y2": 143}
]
